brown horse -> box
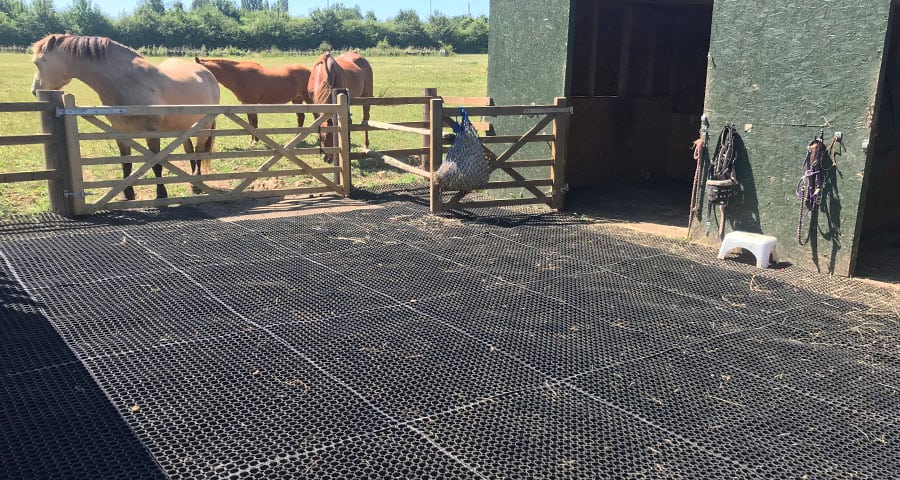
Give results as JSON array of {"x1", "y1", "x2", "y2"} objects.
[
  {"x1": 31, "y1": 34, "x2": 220, "y2": 200},
  {"x1": 308, "y1": 51, "x2": 373, "y2": 163},
  {"x1": 195, "y1": 57, "x2": 312, "y2": 144}
]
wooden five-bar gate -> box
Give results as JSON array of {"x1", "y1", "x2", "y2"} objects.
[{"x1": 0, "y1": 90, "x2": 571, "y2": 216}]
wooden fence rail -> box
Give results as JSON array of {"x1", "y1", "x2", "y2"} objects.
[
  {"x1": 1, "y1": 88, "x2": 570, "y2": 217},
  {"x1": 0, "y1": 92, "x2": 71, "y2": 215}
]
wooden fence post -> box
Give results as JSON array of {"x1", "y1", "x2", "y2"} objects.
[
  {"x1": 421, "y1": 87, "x2": 437, "y2": 167},
  {"x1": 61, "y1": 94, "x2": 86, "y2": 216},
  {"x1": 428, "y1": 97, "x2": 443, "y2": 213},
  {"x1": 551, "y1": 96, "x2": 569, "y2": 210},
  {"x1": 37, "y1": 90, "x2": 74, "y2": 217},
  {"x1": 336, "y1": 92, "x2": 352, "y2": 196}
]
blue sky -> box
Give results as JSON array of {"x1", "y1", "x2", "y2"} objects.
[{"x1": 58, "y1": 0, "x2": 490, "y2": 20}]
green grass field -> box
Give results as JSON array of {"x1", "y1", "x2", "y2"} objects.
[{"x1": 0, "y1": 52, "x2": 488, "y2": 216}]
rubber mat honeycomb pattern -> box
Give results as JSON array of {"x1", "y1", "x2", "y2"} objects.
[{"x1": 2, "y1": 191, "x2": 898, "y2": 479}]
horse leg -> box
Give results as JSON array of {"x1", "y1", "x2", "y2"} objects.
[
  {"x1": 117, "y1": 140, "x2": 136, "y2": 201},
  {"x1": 193, "y1": 120, "x2": 215, "y2": 193},
  {"x1": 147, "y1": 137, "x2": 167, "y2": 199},
  {"x1": 292, "y1": 97, "x2": 305, "y2": 129},
  {"x1": 248, "y1": 112, "x2": 259, "y2": 145},
  {"x1": 183, "y1": 139, "x2": 204, "y2": 195}
]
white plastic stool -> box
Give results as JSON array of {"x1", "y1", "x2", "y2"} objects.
[{"x1": 717, "y1": 231, "x2": 779, "y2": 269}]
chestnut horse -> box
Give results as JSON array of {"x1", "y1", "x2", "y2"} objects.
[
  {"x1": 31, "y1": 34, "x2": 220, "y2": 200},
  {"x1": 195, "y1": 57, "x2": 312, "y2": 144},
  {"x1": 308, "y1": 51, "x2": 373, "y2": 163}
]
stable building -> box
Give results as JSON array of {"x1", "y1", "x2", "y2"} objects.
[{"x1": 487, "y1": 0, "x2": 899, "y2": 277}]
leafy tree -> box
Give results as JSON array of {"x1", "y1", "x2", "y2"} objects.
[
  {"x1": 62, "y1": 0, "x2": 113, "y2": 36},
  {"x1": 17, "y1": 0, "x2": 64, "y2": 41},
  {"x1": 0, "y1": 0, "x2": 489, "y2": 52},
  {"x1": 138, "y1": 0, "x2": 165, "y2": 15},
  {"x1": 0, "y1": 0, "x2": 25, "y2": 18},
  {"x1": 0, "y1": 11, "x2": 17, "y2": 45},
  {"x1": 388, "y1": 9, "x2": 429, "y2": 48},
  {"x1": 425, "y1": 11, "x2": 452, "y2": 47},
  {"x1": 240, "y1": 0, "x2": 265, "y2": 12}
]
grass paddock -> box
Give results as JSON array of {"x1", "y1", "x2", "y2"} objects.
[{"x1": 0, "y1": 52, "x2": 487, "y2": 215}]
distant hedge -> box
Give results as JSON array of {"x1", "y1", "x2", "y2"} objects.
[{"x1": 0, "y1": 1, "x2": 488, "y2": 53}]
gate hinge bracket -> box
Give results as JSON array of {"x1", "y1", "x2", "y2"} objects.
[{"x1": 64, "y1": 190, "x2": 91, "y2": 198}]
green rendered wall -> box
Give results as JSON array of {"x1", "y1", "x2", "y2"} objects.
[
  {"x1": 486, "y1": 0, "x2": 572, "y2": 198},
  {"x1": 487, "y1": 1, "x2": 572, "y2": 107},
  {"x1": 699, "y1": 0, "x2": 890, "y2": 275}
]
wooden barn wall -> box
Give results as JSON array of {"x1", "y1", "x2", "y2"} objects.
[
  {"x1": 566, "y1": 1, "x2": 711, "y2": 188},
  {"x1": 701, "y1": 0, "x2": 890, "y2": 276},
  {"x1": 486, "y1": 0, "x2": 572, "y2": 197},
  {"x1": 863, "y1": 5, "x2": 900, "y2": 237}
]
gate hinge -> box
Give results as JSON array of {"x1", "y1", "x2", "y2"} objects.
[
  {"x1": 555, "y1": 183, "x2": 569, "y2": 194},
  {"x1": 64, "y1": 190, "x2": 92, "y2": 198}
]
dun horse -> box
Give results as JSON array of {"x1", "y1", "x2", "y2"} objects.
[
  {"x1": 308, "y1": 51, "x2": 373, "y2": 163},
  {"x1": 195, "y1": 57, "x2": 312, "y2": 144},
  {"x1": 31, "y1": 34, "x2": 220, "y2": 200}
]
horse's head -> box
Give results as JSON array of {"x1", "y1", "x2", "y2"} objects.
[
  {"x1": 30, "y1": 34, "x2": 74, "y2": 95},
  {"x1": 309, "y1": 52, "x2": 340, "y2": 162}
]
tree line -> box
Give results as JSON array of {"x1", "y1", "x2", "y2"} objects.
[{"x1": 0, "y1": 0, "x2": 489, "y2": 53}]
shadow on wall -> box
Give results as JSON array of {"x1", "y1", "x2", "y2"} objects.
[
  {"x1": 801, "y1": 145, "x2": 842, "y2": 274},
  {"x1": 727, "y1": 133, "x2": 762, "y2": 234}
]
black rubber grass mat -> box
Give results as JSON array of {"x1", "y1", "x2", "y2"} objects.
[
  {"x1": 230, "y1": 427, "x2": 478, "y2": 479},
  {"x1": 1, "y1": 267, "x2": 164, "y2": 479},
  {"x1": 1, "y1": 231, "x2": 172, "y2": 289},
  {"x1": 323, "y1": 204, "x2": 492, "y2": 242},
  {"x1": 271, "y1": 306, "x2": 548, "y2": 419},
  {"x1": 411, "y1": 283, "x2": 675, "y2": 379},
  {"x1": 314, "y1": 242, "x2": 508, "y2": 302},
  {"x1": 410, "y1": 233, "x2": 596, "y2": 284},
  {"x1": 413, "y1": 385, "x2": 760, "y2": 479},
  {"x1": 524, "y1": 270, "x2": 770, "y2": 340},
  {"x1": 0, "y1": 207, "x2": 211, "y2": 239},
  {"x1": 128, "y1": 219, "x2": 302, "y2": 268},
  {"x1": 82, "y1": 330, "x2": 392, "y2": 479},
  {"x1": 1, "y1": 270, "x2": 76, "y2": 375},
  {"x1": 765, "y1": 297, "x2": 900, "y2": 356},
  {"x1": 1, "y1": 364, "x2": 166, "y2": 480},
  {"x1": 604, "y1": 253, "x2": 824, "y2": 316},
  {"x1": 486, "y1": 221, "x2": 668, "y2": 267},
  {"x1": 236, "y1": 214, "x2": 395, "y2": 256},
  {"x1": 570, "y1": 348, "x2": 900, "y2": 479},
  {"x1": 690, "y1": 324, "x2": 900, "y2": 423},
  {"x1": 183, "y1": 256, "x2": 399, "y2": 327},
  {"x1": 18, "y1": 266, "x2": 252, "y2": 353},
  {"x1": 3, "y1": 196, "x2": 899, "y2": 479}
]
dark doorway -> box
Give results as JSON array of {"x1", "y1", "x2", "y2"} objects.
[
  {"x1": 564, "y1": 0, "x2": 714, "y2": 233},
  {"x1": 856, "y1": 2, "x2": 900, "y2": 283}
]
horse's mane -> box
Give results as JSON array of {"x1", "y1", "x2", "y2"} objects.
[
  {"x1": 199, "y1": 57, "x2": 259, "y2": 66},
  {"x1": 32, "y1": 34, "x2": 138, "y2": 60},
  {"x1": 311, "y1": 52, "x2": 335, "y2": 105}
]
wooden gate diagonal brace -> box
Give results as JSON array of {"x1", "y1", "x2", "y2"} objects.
[
  {"x1": 81, "y1": 115, "x2": 221, "y2": 195},
  {"x1": 442, "y1": 113, "x2": 556, "y2": 210},
  {"x1": 225, "y1": 113, "x2": 340, "y2": 193},
  {"x1": 90, "y1": 113, "x2": 218, "y2": 208},
  {"x1": 228, "y1": 123, "x2": 324, "y2": 196}
]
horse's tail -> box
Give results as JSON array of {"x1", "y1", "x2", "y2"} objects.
[{"x1": 201, "y1": 120, "x2": 216, "y2": 175}]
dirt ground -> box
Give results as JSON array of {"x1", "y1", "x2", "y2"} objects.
[{"x1": 566, "y1": 184, "x2": 899, "y2": 289}]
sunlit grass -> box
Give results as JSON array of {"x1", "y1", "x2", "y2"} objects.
[{"x1": 0, "y1": 52, "x2": 488, "y2": 215}]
